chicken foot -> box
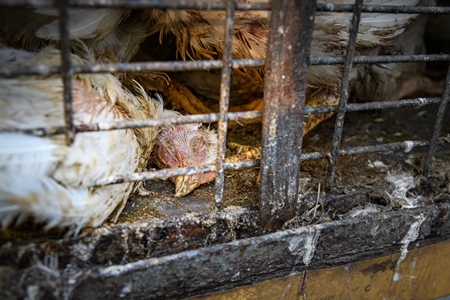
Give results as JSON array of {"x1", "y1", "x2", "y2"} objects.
[{"x1": 161, "y1": 79, "x2": 214, "y2": 115}]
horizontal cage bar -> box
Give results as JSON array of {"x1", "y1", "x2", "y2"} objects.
[
  {"x1": 0, "y1": 97, "x2": 441, "y2": 136},
  {"x1": 2, "y1": 0, "x2": 450, "y2": 14},
  {"x1": 90, "y1": 135, "x2": 450, "y2": 186},
  {"x1": 2, "y1": 54, "x2": 449, "y2": 78}
]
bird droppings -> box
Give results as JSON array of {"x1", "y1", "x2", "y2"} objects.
[
  {"x1": 393, "y1": 214, "x2": 426, "y2": 282},
  {"x1": 368, "y1": 160, "x2": 390, "y2": 169},
  {"x1": 302, "y1": 227, "x2": 320, "y2": 267},
  {"x1": 386, "y1": 172, "x2": 420, "y2": 209},
  {"x1": 2, "y1": 102, "x2": 450, "y2": 243},
  {"x1": 1, "y1": 3, "x2": 450, "y2": 298}
]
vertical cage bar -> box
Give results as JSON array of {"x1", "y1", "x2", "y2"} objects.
[
  {"x1": 214, "y1": 0, "x2": 235, "y2": 209},
  {"x1": 260, "y1": 0, "x2": 316, "y2": 232},
  {"x1": 58, "y1": 0, "x2": 75, "y2": 145},
  {"x1": 423, "y1": 63, "x2": 450, "y2": 176},
  {"x1": 325, "y1": 0, "x2": 363, "y2": 191}
]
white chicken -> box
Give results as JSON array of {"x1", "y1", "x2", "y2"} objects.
[
  {"x1": 0, "y1": 7, "x2": 148, "y2": 63},
  {"x1": 0, "y1": 47, "x2": 164, "y2": 234}
]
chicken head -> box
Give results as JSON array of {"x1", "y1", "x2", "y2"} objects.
[{"x1": 155, "y1": 119, "x2": 218, "y2": 198}]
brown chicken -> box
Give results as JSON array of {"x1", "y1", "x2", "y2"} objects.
[{"x1": 140, "y1": 0, "x2": 436, "y2": 135}]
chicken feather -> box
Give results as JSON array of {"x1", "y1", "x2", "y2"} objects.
[
  {"x1": 36, "y1": 8, "x2": 128, "y2": 41},
  {"x1": 0, "y1": 47, "x2": 163, "y2": 234}
]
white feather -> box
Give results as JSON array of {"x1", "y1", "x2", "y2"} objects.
[
  {"x1": 0, "y1": 48, "x2": 163, "y2": 233},
  {"x1": 36, "y1": 9, "x2": 125, "y2": 40},
  {"x1": 0, "y1": 134, "x2": 61, "y2": 176}
]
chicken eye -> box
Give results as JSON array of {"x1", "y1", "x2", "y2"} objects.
[
  {"x1": 157, "y1": 144, "x2": 179, "y2": 166},
  {"x1": 190, "y1": 136, "x2": 206, "y2": 152}
]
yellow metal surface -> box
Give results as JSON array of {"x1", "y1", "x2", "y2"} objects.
[{"x1": 192, "y1": 240, "x2": 450, "y2": 300}]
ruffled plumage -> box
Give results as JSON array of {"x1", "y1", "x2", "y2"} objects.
[
  {"x1": 0, "y1": 47, "x2": 163, "y2": 234},
  {"x1": 143, "y1": 0, "x2": 428, "y2": 105}
]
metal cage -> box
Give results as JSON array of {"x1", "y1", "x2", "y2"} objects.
[{"x1": 1, "y1": 0, "x2": 450, "y2": 299}]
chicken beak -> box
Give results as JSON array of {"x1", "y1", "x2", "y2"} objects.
[{"x1": 174, "y1": 175, "x2": 198, "y2": 198}]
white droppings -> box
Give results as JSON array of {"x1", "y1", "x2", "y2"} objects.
[
  {"x1": 370, "y1": 224, "x2": 379, "y2": 238},
  {"x1": 303, "y1": 228, "x2": 320, "y2": 266},
  {"x1": 119, "y1": 283, "x2": 132, "y2": 297},
  {"x1": 416, "y1": 110, "x2": 427, "y2": 117},
  {"x1": 411, "y1": 256, "x2": 417, "y2": 268},
  {"x1": 288, "y1": 235, "x2": 303, "y2": 253},
  {"x1": 386, "y1": 172, "x2": 419, "y2": 208},
  {"x1": 403, "y1": 141, "x2": 415, "y2": 153},
  {"x1": 346, "y1": 203, "x2": 381, "y2": 219},
  {"x1": 281, "y1": 75, "x2": 286, "y2": 79},
  {"x1": 368, "y1": 160, "x2": 389, "y2": 169},
  {"x1": 232, "y1": 272, "x2": 241, "y2": 280},
  {"x1": 278, "y1": 26, "x2": 284, "y2": 34},
  {"x1": 27, "y1": 285, "x2": 40, "y2": 300},
  {"x1": 393, "y1": 214, "x2": 426, "y2": 282}
]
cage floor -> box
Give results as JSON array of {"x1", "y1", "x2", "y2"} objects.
[{"x1": 117, "y1": 101, "x2": 450, "y2": 224}]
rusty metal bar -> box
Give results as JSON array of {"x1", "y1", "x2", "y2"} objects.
[
  {"x1": 2, "y1": 54, "x2": 447, "y2": 77},
  {"x1": 93, "y1": 160, "x2": 259, "y2": 187},
  {"x1": 3, "y1": 54, "x2": 450, "y2": 78},
  {"x1": 58, "y1": 0, "x2": 75, "y2": 145},
  {"x1": 1, "y1": 96, "x2": 440, "y2": 137},
  {"x1": 310, "y1": 54, "x2": 450, "y2": 66},
  {"x1": 325, "y1": 0, "x2": 363, "y2": 191},
  {"x1": 423, "y1": 64, "x2": 450, "y2": 176},
  {"x1": 0, "y1": 111, "x2": 262, "y2": 137},
  {"x1": 304, "y1": 97, "x2": 440, "y2": 114},
  {"x1": 214, "y1": 0, "x2": 235, "y2": 210},
  {"x1": 0, "y1": 60, "x2": 262, "y2": 78},
  {"x1": 0, "y1": 0, "x2": 270, "y2": 10},
  {"x1": 301, "y1": 137, "x2": 448, "y2": 168},
  {"x1": 94, "y1": 134, "x2": 450, "y2": 187},
  {"x1": 2, "y1": 0, "x2": 449, "y2": 14},
  {"x1": 316, "y1": 3, "x2": 450, "y2": 14},
  {"x1": 260, "y1": 0, "x2": 316, "y2": 232}
]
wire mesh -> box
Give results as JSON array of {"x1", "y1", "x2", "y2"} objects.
[
  {"x1": 214, "y1": 0, "x2": 235, "y2": 209},
  {"x1": 58, "y1": 0, "x2": 76, "y2": 145},
  {"x1": 0, "y1": 0, "x2": 449, "y2": 227},
  {"x1": 326, "y1": 0, "x2": 363, "y2": 191}
]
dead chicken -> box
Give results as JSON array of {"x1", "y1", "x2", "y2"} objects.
[{"x1": 0, "y1": 47, "x2": 164, "y2": 233}]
